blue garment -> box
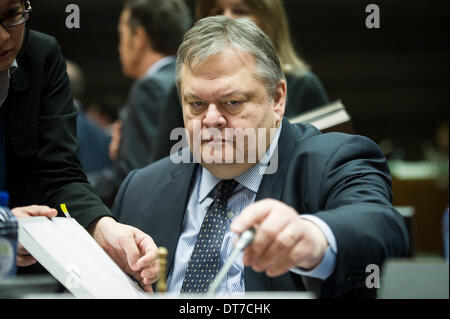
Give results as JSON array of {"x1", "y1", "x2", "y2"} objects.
[
  {"x1": 166, "y1": 123, "x2": 338, "y2": 295},
  {"x1": 76, "y1": 107, "x2": 112, "y2": 174},
  {"x1": 0, "y1": 106, "x2": 5, "y2": 190},
  {"x1": 142, "y1": 56, "x2": 176, "y2": 79}
]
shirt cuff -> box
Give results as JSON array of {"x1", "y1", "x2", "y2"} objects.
[{"x1": 289, "y1": 214, "x2": 338, "y2": 280}]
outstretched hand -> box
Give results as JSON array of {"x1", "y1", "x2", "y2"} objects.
[
  {"x1": 89, "y1": 216, "x2": 159, "y2": 292},
  {"x1": 231, "y1": 199, "x2": 328, "y2": 277}
]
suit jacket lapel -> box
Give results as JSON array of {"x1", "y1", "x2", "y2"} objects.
[
  {"x1": 11, "y1": 63, "x2": 29, "y2": 91},
  {"x1": 159, "y1": 161, "x2": 197, "y2": 274},
  {"x1": 255, "y1": 118, "x2": 300, "y2": 201},
  {"x1": 245, "y1": 118, "x2": 302, "y2": 291},
  {"x1": 4, "y1": 63, "x2": 31, "y2": 137}
]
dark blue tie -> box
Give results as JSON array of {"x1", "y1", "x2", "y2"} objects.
[
  {"x1": 0, "y1": 106, "x2": 6, "y2": 191},
  {"x1": 181, "y1": 179, "x2": 238, "y2": 293}
]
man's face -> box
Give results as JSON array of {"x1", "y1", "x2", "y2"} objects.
[
  {"x1": 117, "y1": 9, "x2": 138, "y2": 78},
  {"x1": 0, "y1": 0, "x2": 26, "y2": 71},
  {"x1": 181, "y1": 47, "x2": 286, "y2": 179}
]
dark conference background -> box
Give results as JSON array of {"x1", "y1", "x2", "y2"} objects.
[{"x1": 27, "y1": 0, "x2": 448, "y2": 161}]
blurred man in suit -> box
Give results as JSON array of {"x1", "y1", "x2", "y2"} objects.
[
  {"x1": 91, "y1": 0, "x2": 191, "y2": 207},
  {"x1": 112, "y1": 16, "x2": 409, "y2": 298},
  {"x1": 0, "y1": 0, "x2": 160, "y2": 291},
  {"x1": 66, "y1": 59, "x2": 112, "y2": 174}
]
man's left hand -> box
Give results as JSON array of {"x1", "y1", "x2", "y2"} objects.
[
  {"x1": 89, "y1": 216, "x2": 159, "y2": 292},
  {"x1": 230, "y1": 199, "x2": 328, "y2": 277}
]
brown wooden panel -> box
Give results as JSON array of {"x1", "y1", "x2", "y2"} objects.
[{"x1": 392, "y1": 177, "x2": 449, "y2": 255}]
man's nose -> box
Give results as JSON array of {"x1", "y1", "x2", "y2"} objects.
[{"x1": 203, "y1": 103, "x2": 226, "y2": 128}]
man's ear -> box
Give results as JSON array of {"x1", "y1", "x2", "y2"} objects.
[
  {"x1": 273, "y1": 80, "x2": 286, "y2": 122},
  {"x1": 133, "y1": 26, "x2": 150, "y2": 50}
]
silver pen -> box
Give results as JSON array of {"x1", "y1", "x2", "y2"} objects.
[{"x1": 207, "y1": 228, "x2": 255, "y2": 296}]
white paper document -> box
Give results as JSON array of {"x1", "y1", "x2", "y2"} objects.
[
  {"x1": 18, "y1": 217, "x2": 315, "y2": 299},
  {"x1": 18, "y1": 217, "x2": 145, "y2": 298}
]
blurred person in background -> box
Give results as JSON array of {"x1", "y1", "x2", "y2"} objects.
[
  {"x1": 85, "y1": 96, "x2": 124, "y2": 161},
  {"x1": 90, "y1": 0, "x2": 192, "y2": 207},
  {"x1": 151, "y1": 0, "x2": 329, "y2": 162},
  {"x1": 85, "y1": 95, "x2": 123, "y2": 136},
  {"x1": 66, "y1": 59, "x2": 112, "y2": 174}
]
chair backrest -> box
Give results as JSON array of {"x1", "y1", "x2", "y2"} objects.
[
  {"x1": 395, "y1": 206, "x2": 415, "y2": 257},
  {"x1": 378, "y1": 258, "x2": 449, "y2": 299}
]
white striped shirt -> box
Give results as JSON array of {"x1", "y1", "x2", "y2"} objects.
[{"x1": 166, "y1": 122, "x2": 337, "y2": 295}]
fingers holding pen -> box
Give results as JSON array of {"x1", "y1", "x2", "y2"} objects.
[{"x1": 231, "y1": 199, "x2": 328, "y2": 277}]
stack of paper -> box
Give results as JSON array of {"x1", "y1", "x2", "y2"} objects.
[
  {"x1": 18, "y1": 217, "x2": 144, "y2": 298},
  {"x1": 289, "y1": 99, "x2": 354, "y2": 134}
]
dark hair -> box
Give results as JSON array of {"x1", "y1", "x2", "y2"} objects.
[
  {"x1": 88, "y1": 95, "x2": 124, "y2": 123},
  {"x1": 124, "y1": 0, "x2": 192, "y2": 56}
]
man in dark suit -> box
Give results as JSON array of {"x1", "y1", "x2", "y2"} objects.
[
  {"x1": 91, "y1": 0, "x2": 191, "y2": 207},
  {"x1": 0, "y1": 0, "x2": 160, "y2": 291},
  {"x1": 112, "y1": 16, "x2": 409, "y2": 298}
]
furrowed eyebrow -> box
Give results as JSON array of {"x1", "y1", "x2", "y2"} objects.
[
  {"x1": 219, "y1": 91, "x2": 249, "y2": 99},
  {"x1": 6, "y1": 7, "x2": 20, "y2": 13},
  {"x1": 0, "y1": 8, "x2": 18, "y2": 20},
  {"x1": 183, "y1": 90, "x2": 251, "y2": 101},
  {"x1": 5, "y1": 0, "x2": 21, "y2": 9},
  {"x1": 1, "y1": 1, "x2": 21, "y2": 15},
  {"x1": 183, "y1": 93, "x2": 200, "y2": 100}
]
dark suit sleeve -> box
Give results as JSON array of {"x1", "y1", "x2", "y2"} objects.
[
  {"x1": 35, "y1": 39, "x2": 112, "y2": 228},
  {"x1": 92, "y1": 79, "x2": 165, "y2": 207},
  {"x1": 310, "y1": 134, "x2": 409, "y2": 298}
]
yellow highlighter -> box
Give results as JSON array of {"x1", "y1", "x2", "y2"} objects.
[{"x1": 60, "y1": 203, "x2": 73, "y2": 220}]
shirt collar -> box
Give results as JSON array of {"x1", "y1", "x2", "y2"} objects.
[
  {"x1": 0, "y1": 60, "x2": 18, "y2": 107},
  {"x1": 0, "y1": 59, "x2": 18, "y2": 79},
  {"x1": 141, "y1": 55, "x2": 175, "y2": 80},
  {"x1": 198, "y1": 122, "x2": 283, "y2": 203},
  {"x1": 10, "y1": 59, "x2": 18, "y2": 75}
]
